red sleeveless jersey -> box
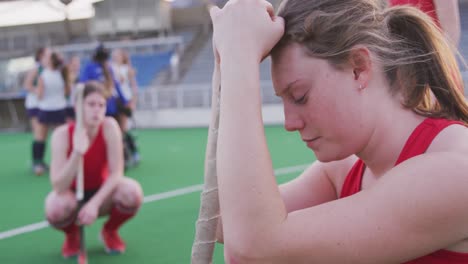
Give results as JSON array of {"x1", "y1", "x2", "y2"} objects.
[
  {"x1": 340, "y1": 118, "x2": 467, "y2": 263},
  {"x1": 67, "y1": 122, "x2": 109, "y2": 190},
  {"x1": 389, "y1": 0, "x2": 440, "y2": 27}
]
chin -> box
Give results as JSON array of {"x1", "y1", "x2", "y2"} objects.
[
  {"x1": 314, "y1": 150, "x2": 350, "y2": 163},
  {"x1": 86, "y1": 120, "x2": 101, "y2": 128}
]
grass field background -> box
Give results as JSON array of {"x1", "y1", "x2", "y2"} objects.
[{"x1": 0, "y1": 125, "x2": 316, "y2": 263}]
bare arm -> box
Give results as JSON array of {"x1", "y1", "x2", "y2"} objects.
[
  {"x1": 87, "y1": 117, "x2": 124, "y2": 207},
  {"x1": 36, "y1": 77, "x2": 45, "y2": 100},
  {"x1": 50, "y1": 125, "x2": 83, "y2": 193},
  {"x1": 129, "y1": 67, "x2": 138, "y2": 97},
  {"x1": 129, "y1": 67, "x2": 138, "y2": 109},
  {"x1": 216, "y1": 161, "x2": 339, "y2": 244},
  {"x1": 434, "y1": 0, "x2": 460, "y2": 47},
  {"x1": 266, "y1": 151, "x2": 468, "y2": 263},
  {"x1": 213, "y1": 1, "x2": 468, "y2": 262},
  {"x1": 217, "y1": 47, "x2": 287, "y2": 260},
  {"x1": 221, "y1": 122, "x2": 468, "y2": 263},
  {"x1": 23, "y1": 68, "x2": 38, "y2": 92},
  {"x1": 280, "y1": 161, "x2": 340, "y2": 212}
]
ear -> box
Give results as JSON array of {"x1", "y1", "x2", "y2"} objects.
[{"x1": 348, "y1": 46, "x2": 372, "y2": 89}]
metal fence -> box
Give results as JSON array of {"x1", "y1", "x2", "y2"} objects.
[{"x1": 137, "y1": 80, "x2": 281, "y2": 110}]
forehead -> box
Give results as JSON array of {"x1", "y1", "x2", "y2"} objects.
[
  {"x1": 271, "y1": 44, "x2": 332, "y2": 89},
  {"x1": 41, "y1": 48, "x2": 51, "y2": 58},
  {"x1": 84, "y1": 91, "x2": 105, "y2": 101}
]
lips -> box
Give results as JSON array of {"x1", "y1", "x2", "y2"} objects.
[
  {"x1": 303, "y1": 137, "x2": 321, "y2": 149},
  {"x1": 302, "y1": 136, "x2": 320, "y2": 142}
]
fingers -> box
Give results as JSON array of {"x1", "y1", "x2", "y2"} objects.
[
  {"x1": 210, "y1": 0, "x2": 284, "y2": 61},
  {"x1": 263, "y1": 1, "x2": 275, "y2": 19},
  {"x1": 77, "y1": 209, "x2": 96, "y2": 226},
  {"x1": 211, "y1": 0, "x2": 277, "y2": 22},
  {"x1": 273, "y1": 15, "x2": 285, "y2": 36},
  {"x1": 77, "y1": 210, "x2": 85, "y2": 225},
  {"x1": 78, "y1": 215, "x2": 93, "y2": 226}
]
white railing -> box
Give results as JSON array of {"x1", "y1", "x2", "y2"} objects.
[
  {"x1": 133, "y1": 81, "x2": 284, "y2": 128},
  {"x1": 54, "y1": 36, "x2": 185, "y2": 56},
  {"x1": 137, "y1": 80, "x2": 281, "y2": 110}
]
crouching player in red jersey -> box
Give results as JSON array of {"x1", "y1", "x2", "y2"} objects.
[{"x1": 44, "y1": 82, "x2": 143, "y2": 258}]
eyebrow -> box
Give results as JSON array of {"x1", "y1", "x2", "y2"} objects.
[{"x1": 275, "y1": 80, "x2": 299, "y2": 97}]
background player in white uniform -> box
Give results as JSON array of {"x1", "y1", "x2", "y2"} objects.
[
  {"x1": 111, "y1": 49, "x2": 140, "y2": 167},
  {"x1": 34, "y1": 52, "x2": 69, "y2": 175},
  {"x1": 23, "y1": 47, "x2": 51, "y2": 175}
]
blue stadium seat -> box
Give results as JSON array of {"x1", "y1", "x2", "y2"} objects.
[
  {"x1": 78, "y1": 50, "x2": 173, "y2": 88},
  {"x1": 130, "y1": 50, "x2": 173, "y2": 88}
]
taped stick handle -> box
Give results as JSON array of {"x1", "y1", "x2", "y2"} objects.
[
  {"x1": 191, "y1": 53, "x2": 222, "y2": 263},
  {"x1": 74, "y1": 83, "x2": 87, "y2": 264},
  {"x1": 75, "y1": 83, "x2": 85, "y2": 202}
]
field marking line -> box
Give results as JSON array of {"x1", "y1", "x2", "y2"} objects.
[{"x1": 0, "y1": 163, "x2": 309, "y2": 240}]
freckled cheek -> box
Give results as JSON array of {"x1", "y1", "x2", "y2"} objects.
[
  {"x1": 308, "y1": 96, "x2": 335, "y2": 117},
  {"x1": 307, "y1": 97, "x2": 346, "y2": 132}
]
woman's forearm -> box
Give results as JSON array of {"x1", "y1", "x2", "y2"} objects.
[
  {"x1": 88, "y1": 174, "x2": 121, "y2": 207},
  {"x1": 217, "y1": 54, "x2": 286, "y2": 249},
  {"x1": 23, "y1": 71, "x2": 36, "y2": 92},
  {"x1": 52, "y1": 151, "x2": 82, "y2": 193}
]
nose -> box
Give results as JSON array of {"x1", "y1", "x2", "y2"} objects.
[{"x1": 283, "y1": 104, "x2": 304, "y2": 132}]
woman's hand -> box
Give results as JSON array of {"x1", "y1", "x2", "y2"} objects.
[
  {"x1": 73, "y1": 128, "x2": 90, "y2": 155},
  {"x1": 210, "y1": 0, "x2": 284, "y2": 64},
  {"x1": 77, "y1": 201, "x2": 99, "y2": 225}
]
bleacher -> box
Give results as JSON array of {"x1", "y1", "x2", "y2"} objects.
[
  {"x1": 180, "y1": 37, "x2": 274, "y2": 85},
  {"x1": 76, "y1": 50, "x2": 174, "y2": 88},
  {"x1": 91, "y1": 0, "x2": 171, "y2": 36},
  {"x1": 131, "y1": 50, "x2": 174, "y2": 87}
]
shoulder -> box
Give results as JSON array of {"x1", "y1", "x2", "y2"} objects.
[
  {"x1": 433, "y1": 0, "x2": 457, "y2": 7},
  {"x1": 102, "y1": 117, "x2": 121, "y2": 139},
  {"x1": 103, "y1": 116, "x2": 119, "y2": 129},
  {"x1": 428, "y1": 122, "x2": 468, "y2": 154},
  {"x1": 51, "y1": 124, "x2": 70, "y2": 145}
]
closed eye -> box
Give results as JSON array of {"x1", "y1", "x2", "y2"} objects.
[{"x1": 294, "y1": 94, "x2": 307, "y2": 105}]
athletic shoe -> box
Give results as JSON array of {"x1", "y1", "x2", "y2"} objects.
[
  {"x1": 100, "y1": 228, "x2": 126, "y2": 255},
  {"x1": 32, "y1": 162, "x2": 46, "y2": 176},
  {"x1": 132, "y1": 153, "x2": 140, "y2": 166}
]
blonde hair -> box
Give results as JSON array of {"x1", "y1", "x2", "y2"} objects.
[{"x1": 274, "y1": 0, "x2": 468, "y2": 123}]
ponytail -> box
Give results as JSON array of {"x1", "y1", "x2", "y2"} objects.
[
  {"x1": 50, "y1": 52, "x2": 71, "y2": 97},
  {"x1": 99, "y1": 62, "x2": 114, "y2": 95},
  {"x1": 93, "y1": 45, "x2": 114, "y2": 96},
  {"x1": 384, "y1": 6, "x2": 468, "y2": 123},
  {"x1": 62, "y1": 66, "x2": 71, "y2": 97}
]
